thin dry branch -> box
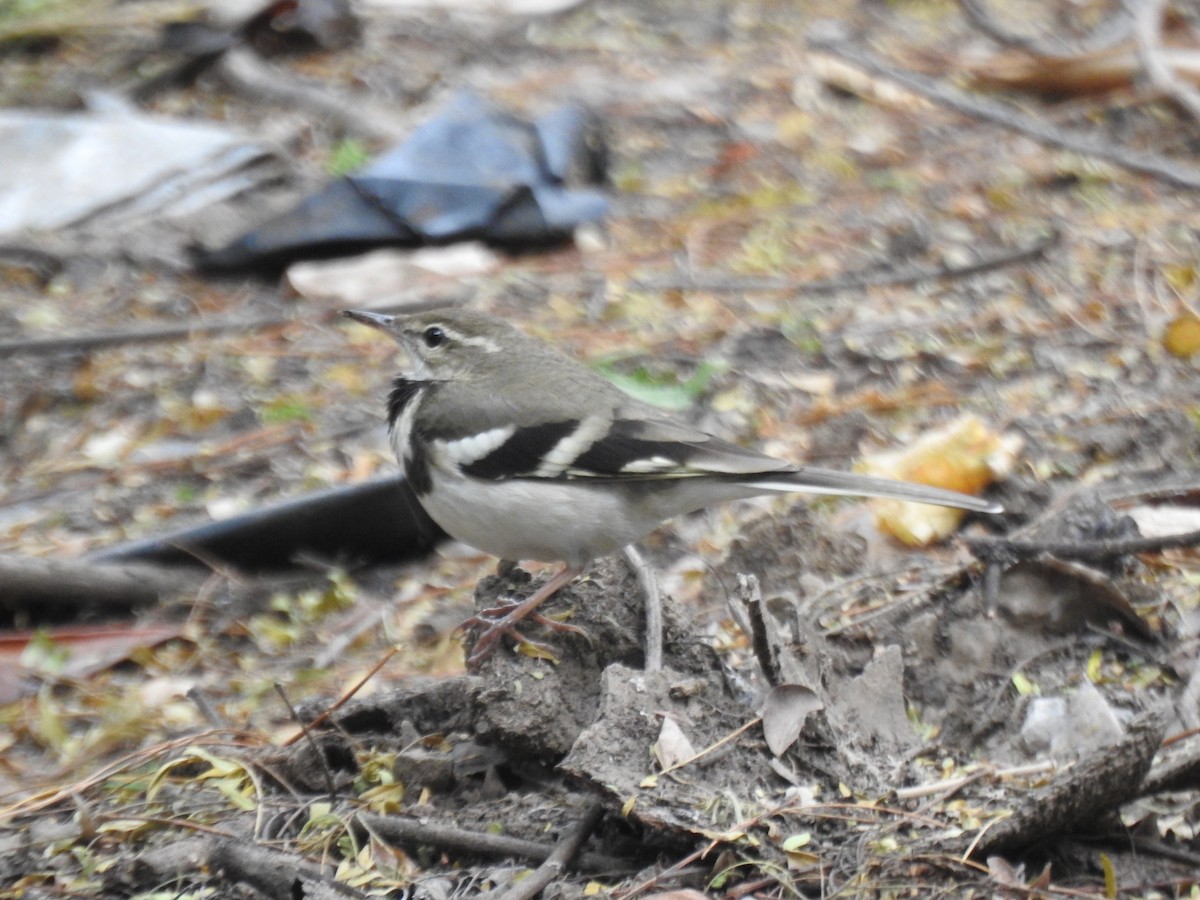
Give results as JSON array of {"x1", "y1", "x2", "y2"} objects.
[
  {"x1": 1133, "y1": 0, "x2": 1200, "y2": 120},
  {"x1": 0, "y1": 312, "x2": 299, "y2": 358},
  {"x1": 210, "y1": 838, "x2": 370, "y2": 900},
  {"x1": 1139, "y1": 730, "x2": 1200, "y2": 795},
  {"x1": 0, "y1": 299, "x2": 447, "y2": 358},
  {"x1": 355, "y1": 812, "x2": 629, "y2": 873},
  {"x1": 961, "y1": 0, "x2": 1135, "y2": 57},
  {"x1": 215, "y1": 47, "x2": 408, "y2": 143},
  {"x1": 964, "y1": 526, "x2": 1200, "y2": 564},
  {"x1": 811, "y1": 36, "x2": 1200, "y2": 189},
  {"x1": 630, "y1": 229, "x2": 1057, "y2": 296},
  {"x1": 493, "y1": 804, "x2": 606, "y2": 900},
  {"x1": 0, "y1": 553, "x2": 202, "y2": 613},
  {"x1": 970, "y1": 707, "x2": 1166, "y2": 856}
]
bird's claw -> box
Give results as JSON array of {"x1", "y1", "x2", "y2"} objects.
[
  {"x1": 471, "y1": 597, "x2": 586, "y2": 634},
  {"x1": 464, "y1": 620, "x2": 520, "y2": 671},
  {"x1": 462, "y1": 605, "x2": 587, "y2": 671}
]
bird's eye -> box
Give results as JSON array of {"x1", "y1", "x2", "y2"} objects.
[{"x1": 422, "y1": 326, "x2": 446, "y2": 349}]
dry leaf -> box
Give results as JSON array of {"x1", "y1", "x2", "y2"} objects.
[
  {"x1": 1124, "y1": 504, "x2": 1200, "y2": 538},
  {"x1": 0, "y1": 623, "x2": 182, "y2": 703},
  {"x1": 987, "y1": 855, "x2": 1025, "y2": 887},
  {"x1": 762, "y1": 683, "x2": 823, "y2": 757},
  {"x1": 1163, "y1": 314, "x2": 1200, "y2": 359},
  {"x1": 969, "y1": 43, "x2": 1200, "y2": 96},
  {"x1": 653, "y1": 716, "x2": 696, "y2": 770},
  {"x1": 864, "y1": 415, "x2": 1020, "y2": 547}
]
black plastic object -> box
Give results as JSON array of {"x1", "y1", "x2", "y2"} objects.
[
  {"x1": 196, "y1": 90, "x2": 609, "y2": 272},
  {"x1": 90, "y1": 476, "x2": 445, "y2": 573}
]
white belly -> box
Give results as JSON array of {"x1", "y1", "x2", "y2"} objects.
[{"x1": 420, "y1": 467, "x2": 650, "y2": 566}]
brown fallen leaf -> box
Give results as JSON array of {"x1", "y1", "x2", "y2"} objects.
[{"x1": 0, "y1": 622, "x2": 183, "y2": 703}]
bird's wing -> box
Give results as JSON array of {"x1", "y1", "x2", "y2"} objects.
[
  {"x1": 428, "y1": 409, "x2": 1000, "y2": 512},
  {"x1": 427, "y1": 401, "x2": 793, "y2": 482},
  {"x1": 558, "y1": 415, "x2": 793, "y2": 479}
]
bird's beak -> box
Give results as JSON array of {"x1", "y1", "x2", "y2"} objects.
[{"x1": 343, "y1": 309, "x2": 395, "y2": 332}]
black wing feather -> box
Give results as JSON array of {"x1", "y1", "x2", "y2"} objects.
[{"x1": 460, "y1": 420, "x2": 581, "y2": 479}]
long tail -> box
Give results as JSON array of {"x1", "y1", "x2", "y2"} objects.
[{"x1": 751, "y1": 467, "x2": 1002, "y2": 514}]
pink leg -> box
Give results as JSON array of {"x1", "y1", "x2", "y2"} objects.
[{"x1": 463, "y1": 564, "x2": 584, "y2": 670}]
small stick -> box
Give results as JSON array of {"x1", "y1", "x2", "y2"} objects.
[
  {"x1": 1133, "y1": 0, "x2": 1200, "y2": 121},
  {"x1": 965, "y1": 527, "x2": 1200, "y2": 565},
  {"x1": 0, "y1": 299, "x2": 448, "y2": 358},
  {"x1": 657, "y1": 717, "x2": 762, "y2": 778},
  {"x1": 495, "y1": 804, "x2": 605, "y2": 900},
  {"x1": 961, "y1": 0, "x2": 1133, "y2": 56},
  {"x1": 631, "y1": 230, "x2": 1057, "y2": 296},
  {"x1": 283, "y1": 646, "x2": 399, "y2": 746},
  {"x1": 357, "y1": 813, "x2": 630, "y2": 872},
  {"x1": 186, "y1": 687, "x2": 228, "y2": 729},
  {"x1": 812, "y1": 36, "x2": 1200, "y2": 189},
  {"x1": 274, "y1": 683, "x2": 338, "y2": 800},
  {"x1": 0, "y1": 313, "x2": 297, "y2": 358},
  {"x1": 738, "y1": 574, "x2": 779, "y2": 687}
]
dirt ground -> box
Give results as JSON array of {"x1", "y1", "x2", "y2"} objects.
[{"x1": 3, "y1": 0, "x2": 1200, "y2": 897}]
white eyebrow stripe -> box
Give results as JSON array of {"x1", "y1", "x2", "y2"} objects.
[
  {"x1": 435, "y1": 425, "x2": 517, "y2": 467},
  {"x1": 534, "y1": 415, "x2": 609, "y2": 477},
  {"x1": 450, "y1": 330, "x2": 502, "y2": 353},
  {"x1": 408, "y1": 325, "x2": 502, "y2": 355}
]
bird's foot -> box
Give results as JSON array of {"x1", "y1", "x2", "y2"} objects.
[
  {"x1": 473, "y1": 599, "x2": 586, "y2": 633},
  {"x1": 464, "y1": 620, "x2": 534, "y2": 671},
  {"x1": 460, "y1": 564, "x2": 587, "y2": 670},
  {"x1": 462, "y1": 606, "x2": 587, "y2": 671}
]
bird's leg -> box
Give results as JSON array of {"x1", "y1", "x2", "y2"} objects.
[
  {"x1": 463, "y1": 563, "x2": 585, "y2": 670},
  {"x1": 622, "y1": 545, "x2": 662, "y2": 672}
]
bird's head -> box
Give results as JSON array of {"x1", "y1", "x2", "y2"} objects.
[{"x1": 343, "y1": 307, "x2": 517, "y2": 381}]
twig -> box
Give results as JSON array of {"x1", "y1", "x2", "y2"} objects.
[
  {"x1": 895, "y1": 761, "x2": 1058, "y2": 801},
  {"x1": 186, "y1": 687, "x2": 228, "y2": 729},
  {"x1": 630, "y1": 229, "x2": 1057, "y2": 296},
  {"x1": 613, "y1": 840, "x2": 723, "y2": 900},
  {"x1": 657, "y1": 716, "x2": 762, "y2": 778},
  {"x1": 215, "y1": 47, "x2": 407, "y2": 143},
  {"x1": 356, "y1": 812, "x2": 630, "y2": 872},
  {"x1": 284, "y1": 646, "x2": 399, "y2": 746},
  {"x1": 1133, "y1": 0, "x2": 1200, "y2": 121},
  {"x1": 811, "y1": 36, "x2": 1200, "y2": 189},
  {"x1": 0, "y1": 312, "x2": 296, "y2": 358},
  {"x1": 1101, "y1": 475, "x2": 1200, "y2": 504},
  {"x1": 964, "y1": 527, "x2": 1200, "y2": 565},
  {"x1": 736, "y1": 574, "x2": 779, "y2": 687},
  {"x1": 0, "y1": 553, "x2": 202, "y2": 613},
  {"x1": 960, "y1": 0, "x2": 1134, "y2": 57},
  {"x1": 1140, "y1": 728, "x2": 1200, "y2": 795},
  {"x1": 273, "y1": 683, "x2": 338, "y2": 800},
  {"x1": 970, "y1": 708, "x2": 1166, "y2": 856},
  {"x1": 210, "y1": 838, "x2": 371, "y2": 899},
  {"x1": 494, "y1": 804, "x2": 605, "y2": 900},
  {"x1": 1129, "y1": 836, "x2": 1200, "y2": 868},
  {"x1": 0, "y1": 298, "x2": 448, "y2": 358}
]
